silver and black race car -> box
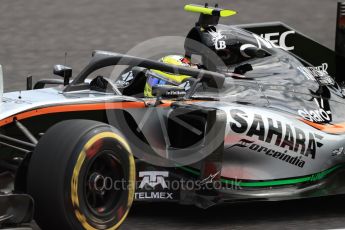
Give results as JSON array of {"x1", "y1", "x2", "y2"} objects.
[{"x1": 1, "y1": 3, "x2": 345, "y2": 230}]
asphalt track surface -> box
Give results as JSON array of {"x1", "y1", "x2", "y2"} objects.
[{"x1": 1, "y1": 0, "x2": 345, "y2": 229}]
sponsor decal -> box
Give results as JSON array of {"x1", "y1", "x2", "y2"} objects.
[
  {"x1": 209, "y1": 29, "x2": 227, "y2": 50},
  {"x1": 165, "y1": 90, "x2": 186, "y2": 96},
  {"x1": 116, "y1": 71, "x2": 134, "y2": 87},
  {"x1": 135, "y1": 191, "x2": 173, "y2": 200},
  {"x1": 254, "y1": 31, "x2": 295, "y2": 51},
  {"x1": 179, "y1": 81, "x2": 191, "y2": 91},
  {"x1": 200, "y1": 171, "x2": 221, "y2": 185},
  {"x1": 229, "y1": 109, "x2": 324, "y2": 159},
  {"x1": 298, "y1": 108, "x2": 331, "y2": 123},
  {"x1": 237, "y1": 31, "x2": 295, "y2": 57},
  {"x1": 298, "y1": 63, "x2": 328, "y2": 80},
  {"x1": 121, "y1": 71, "x2": 134, "y2": 82},
  {"x1": 298, "y1": 98, "x2": 332, "y2": 123},
  {"x1": 233, "y1": 139, "x2": 306, "y2": 168},
  {"x1": 138, "y1": 171, "x2": 168, "y2": 189},
  {"x1": 209, "y1": 29, "x2": 295, "y2": 53},
  {"x1": 332, "y1": 147, "x2": 344, "y2": 156},
  {"x1": 2, "y1": 97, "x2": 32, "y2": 104},
  {"x1": 136, "y1": 171, "x2": 173, "y2": 200},
  {"x1": 298, "y1": 63, "x2": 335, "y2": 85}
]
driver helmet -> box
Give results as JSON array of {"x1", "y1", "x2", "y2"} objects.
[{"x1": 144, "y1": 55, "x2": 197, "y2": 97}]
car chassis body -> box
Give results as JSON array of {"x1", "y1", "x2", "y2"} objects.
[{"x1": 1, "y1": 2, "x2": 345, "y2": 229}]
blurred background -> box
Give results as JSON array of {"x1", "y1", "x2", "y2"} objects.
[
  {"x1": 1, "y1": 0, "x2": 344, "y2": 229},
  {"x1": 0, "y1": 0, "x2": 338, "y2": 90}
]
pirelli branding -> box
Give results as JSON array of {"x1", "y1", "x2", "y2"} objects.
[{"x1": 229, "y1": 109, "x2": 324, "y2": 160}]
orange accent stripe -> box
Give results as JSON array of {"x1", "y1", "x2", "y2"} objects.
[
  {"x1": 0, "y1": 101, "x2": 172, "y2": 127},
  {"x1": 301, "y1": 119, "x2": 345, "y2": 134}
]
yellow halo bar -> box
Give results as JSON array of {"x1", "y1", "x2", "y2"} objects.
[{"x1": 184, "y1": 4, "x2": 237, "y2": 17}]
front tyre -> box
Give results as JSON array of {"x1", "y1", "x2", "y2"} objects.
[{"x1": 27, "y1": 120, "x2": 135, "y2": 230}]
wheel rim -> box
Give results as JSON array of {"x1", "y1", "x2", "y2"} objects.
[{"x1": 84, "y1": 151, "x2": 124, "y2": 218}]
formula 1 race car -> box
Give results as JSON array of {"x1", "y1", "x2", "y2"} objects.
[{"x1": 2, "y1": 2, "x2": 345, "y2": 230}]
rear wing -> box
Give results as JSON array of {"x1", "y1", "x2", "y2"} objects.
[
  {"x1": 238, "y1": 2, "x2": 345, "y2": 85},
  {"x1": 238, "y1": 22, "x2": 338, "y2": 81}
]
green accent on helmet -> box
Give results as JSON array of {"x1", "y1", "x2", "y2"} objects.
[
  {"x1": 152, "y1": 56, "x2": 191, "y2": 83},
  {"x1": 151, "y1": 70, "x2": 190, "y2": 84},
  {"x1": 184, "y1": 4, "x2": 237, "y2": 17},
  {"x1": 144, "y1": 55, "x2": 192, "y2": 98},
  {"x1": 144, "y1": 83, "x2": 153, "y2": 98}
]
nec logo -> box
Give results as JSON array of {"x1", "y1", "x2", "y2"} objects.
[
  {"x1": 138, "y1": 171, "x2": 169, "y2": 189},
  {"x1": 253, "y1": 31, "x2": 296, "y2": 51}
]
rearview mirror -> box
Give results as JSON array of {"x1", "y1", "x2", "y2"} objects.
[{"x1": 53, "y1": 65, "x2": 72, "y2": 85}]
